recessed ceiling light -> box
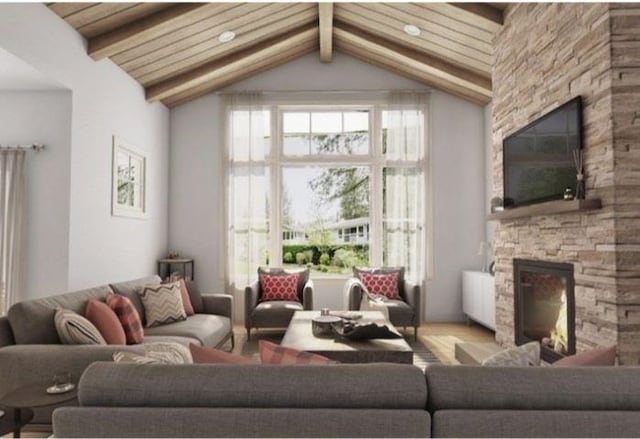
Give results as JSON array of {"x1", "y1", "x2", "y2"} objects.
[
  {"x1": 218, "y1": 31, "x2": 235, "y2": 43},
  {"x1": 403, "y1": 24, "x2": 421, "y2": 37}
]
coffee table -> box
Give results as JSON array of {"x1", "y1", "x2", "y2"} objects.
[
  {"x1": 0, "y1": 382, "x2": 77, "y2": 438},
  {"x1": 281, "y1": 311, "x2": 413, "y2": 364}
]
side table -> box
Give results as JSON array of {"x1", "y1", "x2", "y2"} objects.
[
  {"x1": 0, "y1": 408, "x2": 33, "y2": 438},
  {"x1": 157, "y1": 257, "x2": 194, "y2": 281},
  {"x1": 0, "y1": 383, "x2": 77, "y2": 438}
]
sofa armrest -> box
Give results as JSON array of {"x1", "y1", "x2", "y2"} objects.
[
  {"x1": 403, "y1": 280, "x2": 421, "y2": 326},
  {"x1": 201, "y1": 294, "x2": 233, "y2": 319},
  {"x1": 0, "y1": 316, "x2": 15, "y2": 348},
  {"x1": 303, "y1": 279, "x2": 314, "y2": 310},
  {"x1": 345, "y1": 278, "x2": 364, "y2": 311},
  {"x1": 245, "y1": 280, "x2": 260, "y2": 328},
  {"x1": 0, "y1": 344, "x2": 144, "y2": 397}
]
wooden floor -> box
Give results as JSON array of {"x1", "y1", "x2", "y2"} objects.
[
  {"x1": 6, "y1": 322, "x2": 494, "y2": 438},
  {"x1": 417, "y1": 321, "x2": 495, "y2": 364}
]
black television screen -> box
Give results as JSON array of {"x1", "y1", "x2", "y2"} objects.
[{"x1": 503, "y1": 97, "x2": 582, "y2": 207}]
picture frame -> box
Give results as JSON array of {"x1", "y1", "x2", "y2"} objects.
[{"x1": 111, "y1": 136, "x2": 147, "y2": 219}]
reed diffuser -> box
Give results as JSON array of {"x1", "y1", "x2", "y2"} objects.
[{"x1": 572, "y1": 149, "x2": 585, "y2": 200}]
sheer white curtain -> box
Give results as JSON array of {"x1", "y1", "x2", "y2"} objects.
[
  {"x1": 0, "y1": 150, "x2": 26, "y2": 315},
  {"x1": 225, "y1": 93, "x2": 270, "y2": 293},
  {"x1": 383, "y1": 92, "x2": 428, "y2": 283}
]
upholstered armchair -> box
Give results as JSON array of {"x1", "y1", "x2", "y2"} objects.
[
  {"x1": 245, "y1": 267, "x2": 314, "y2": 339},
  {"x1": 346, "y1": 267, "x2": 421, "y2": 340}
]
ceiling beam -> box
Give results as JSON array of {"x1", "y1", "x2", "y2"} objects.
[
  {"x1": 146, "y1": 25, "x2": 319, "y2": 103},
  {"x1": 333, "y1": 22, "x2": 491, "y2": 105},
  {"x1": 163, "y1": 41, "x2": 317, "y2": 107},
  {"x1": 319, "y1": 2, "x2": 333, "y2": 62},
  {"x1": 448, "y1": 3, "x2": 504, "y2": 27},
  {"x1": 88, "y1": 3, "x2": 214, "y2": 60}
]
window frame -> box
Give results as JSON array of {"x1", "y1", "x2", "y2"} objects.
[{"x1": 246, "y1": 96, "x2": 431, "y2": 280}]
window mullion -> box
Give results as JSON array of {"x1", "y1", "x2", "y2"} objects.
[
  {"x1": 270, "y1": 105, "x2": 282, "y2": 267},
  {"x1": 371, "y1": 104, "x2": 384, "y2": 267}
]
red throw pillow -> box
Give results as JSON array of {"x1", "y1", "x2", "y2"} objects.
[
  {"x1": 358, "y1": 272, "x2": 401, "y2": 299},
  {"x1": 106, "y1": 293, "x2": 144, "y2": 344},
  {"x1": 259, "y1": 340, "x2": 336, "y2": 364},
  {"x1": 178, "y1": 279, "x2": 195, "y2": 316},
  {"x1": 189, "y1": 343, "x2": 258, "y2": 364},
  {"x1": 259, "y1": 273, "x2": 299, "y2": 302},
  {"x1": 84, "y1": 299, "x2": 126, "y2": 345},
  {"x1": 552, "y1": 346, "x2": 617, "y2": 367}
]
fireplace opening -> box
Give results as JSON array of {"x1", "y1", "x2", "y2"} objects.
[{"x1": 514, "y1": 259, "x2": 576, "y2": 362}]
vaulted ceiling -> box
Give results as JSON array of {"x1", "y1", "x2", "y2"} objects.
[{"x1": 47, "y1": 2, "x2": 505, "y2": 108}]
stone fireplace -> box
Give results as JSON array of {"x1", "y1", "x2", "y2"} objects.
[
  {"x1": 492, "y1": 4, "x2": 640, "y2": 364},
  {"x1": 514, "y1": 259, "x2": 576, "y2": 362}
]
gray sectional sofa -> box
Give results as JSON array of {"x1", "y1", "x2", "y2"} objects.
[
  {"x1": 0, "y1": 275, "x2": 233, "y2": 424},
  {"x1": 53, "y1": 362, "x2": 640, "y2": 438}
]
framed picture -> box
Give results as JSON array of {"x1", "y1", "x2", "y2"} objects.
[{"x1": 111, "y1": 136, "x2": 147, "y2": 218}]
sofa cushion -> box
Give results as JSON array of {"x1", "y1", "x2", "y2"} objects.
[
  {"x1": 259, "y1": 273, "x2": 299, "y2": 302},
  {"x1": 106, "y1": 293, "x2": 144, "y2": 345},
  {"x1": 259, "y1": 340, "x2": 335, "y2": 365},
  {"x1": 385, "y1": 299, "x2": 415, "y2": 325},
  {"x1": 144, "y1": 314, "x2": 231, "y2": 347},
  {"x1": 178, "y1": 279, "x2": 195, "y2": 316},
  {"x1": 7, "y1": 285, "x2": 113, "y2": 344},
  {"x1": 139, "y1": 282, "x2": 187, "y2": 328},
  {"x1": 77, "y1": 362, "x2": 428, "y2": 409},
  {"x1": 358, "y1": 272, "x2": 401, "y2": 299},
  {"x1": 54, "y1": 309, "x2": 106, "y2": 345},
  {"x1": 189, "y1": 343, "x2": 257, "y2": 364},
  {"x1": 257, "y1": 267, "x2": 309, "y2": 302},
  {"x1": 84, "y1": 299, "x2": 126, "y2": 345},
  {"x1": 109, "y1": 275, "x2": 161, "y2": 326},
  {"x1": 481, "y1": 341, "x2": 540, "y2": 367},
  {"x1": 552, "y1": 345, "x2": 617, "y2": 367},
  {"x1": 251, "y1": 301, "x2": 303, "y2": 328},
  {"x1": 143, "y1": 335, "x2": 201, "y2": 347},
  {"x1": 184, "y1": 280, "x2": 204, "y2": 313},
  {"x1": 354, "y1": 267, "x2": 405, "y2": 300}
]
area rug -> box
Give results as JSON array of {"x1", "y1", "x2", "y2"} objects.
[{"x1": 233, "y1": 330, "x2": 441, "y2": 369}]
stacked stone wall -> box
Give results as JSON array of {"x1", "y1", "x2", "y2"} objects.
[{"x1": 492, "y1": 3, "x2": 640, "y2": 363}]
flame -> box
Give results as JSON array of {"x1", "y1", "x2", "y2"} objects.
[{"x1": 549, "y1": 291, "x2": 568, "y2": 353}]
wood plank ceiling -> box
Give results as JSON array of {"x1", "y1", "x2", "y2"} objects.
[{"x1": 47, "y1": 2, "x2": 504, "y2": 107}]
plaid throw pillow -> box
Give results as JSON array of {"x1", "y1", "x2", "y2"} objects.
[
  {"x1": 139, "y1": 282, "x2": 187, "y2": 328},
  {"x1": 358, "y1": 272, "x2": 401, "y2": 300},
  {"x1": 259, "y1": 273, "x2": 299, "y2": 302},
  {"x1": 106, "y1": 293, "x2": 144, "y2": 344},
  {"x1": 259, "y1": 340, "x2": 336, "y2": 364}
]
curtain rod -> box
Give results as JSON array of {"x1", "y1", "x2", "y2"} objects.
[
  {"x1": 0, "y1": 143, "x2": 45, "y2": 152},
  {"x1": 217, "y1": 89, "x2": 432, "y2": 96}
]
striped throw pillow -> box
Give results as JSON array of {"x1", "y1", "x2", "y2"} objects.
[
  {"x1": 259, "y1": 340, "x2": 336, "y2": 364},
  {"x1": 54, "y1": 308, "x2": 106, "y2": 345},
  {"x1": 139, "y1": 282, "x2": 187, "y2": 328},
  {"x1": 106, "y1": 293, "x2": 144, "y2": 344}
]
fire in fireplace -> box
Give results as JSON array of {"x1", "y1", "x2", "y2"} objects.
[{"x1": 514, "y1": 259, "x2": 576, "y2": 362}]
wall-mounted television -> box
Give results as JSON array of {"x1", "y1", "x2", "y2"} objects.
[{"x1": 503, "y1": 96, "x2": 582, "y2": 208}]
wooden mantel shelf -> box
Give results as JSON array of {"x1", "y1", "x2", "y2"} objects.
[{"x1": 487, "y1": 199, "x2": 602, "y2": 221}]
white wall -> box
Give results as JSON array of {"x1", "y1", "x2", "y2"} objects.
[
  {"x1": 0, "y1": 3, "x2": 170, "y2": 293},
  {"x1": 0, "y1": 91, "x2": 72, "y2": 299},
  {"x1": 484, "y1": 104, "x2": 496, "y2": 248},
  {"x1": 170, "y1": 52, "x2": 486, "y2": 323}
]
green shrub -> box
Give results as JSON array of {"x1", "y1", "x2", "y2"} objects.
[
  {"x1": 295, "y1": 252, "x2": 307, "y2": 265},
  {"x1": 304, "y1": 249, "x2": 315, "y2": 265},
  {"x1": 319, "y1": 253, "x2": 331, "y2": 266},
  {"x1": 318, "y1": 266, "x2": 329, "y2": 272},
  {"x1": 283, "y1": 252, "x2": 294, "y2": 263}
]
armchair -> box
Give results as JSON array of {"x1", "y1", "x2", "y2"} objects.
[
  {"x1": 346, "y1": 267, "x2": 421, "y2": 340},
  {"x1": 245, "y1": 267, "x2": 313, "y2": 339}
]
